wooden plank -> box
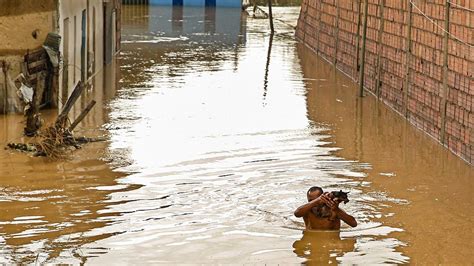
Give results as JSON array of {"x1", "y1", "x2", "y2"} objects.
[
  {"x1": 27, "y1": 70, "x2": 45, "y2": 83},
  {"x1": 28, "y1": 63, "x2": 48, "y2": 75},
  {"x1": 25, "y1": 49, "x2": 47, "y2": 62},
  {"x1": 28, "y1": 72, "x2": 39, "y2": 81},
  {"x1": 55, "y1": 81, "x2": 84, "y2": 128},
  {"x1": 27, "y1": 59, "x2": 48, "y2": 70}
]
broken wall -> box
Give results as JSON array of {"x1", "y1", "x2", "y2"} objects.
[
  {"x1": 0, "y1": 57, "x2": 24, "y2": 113},
  {"x1": 296, "y1": 0, "x2": 473, "y2": 164}
]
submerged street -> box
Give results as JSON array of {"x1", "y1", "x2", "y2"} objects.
[{"x1": 0, "y1": 5, "x2": 472, "y2": 264}]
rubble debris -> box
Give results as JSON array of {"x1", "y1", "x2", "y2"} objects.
[
  {"x1": 23, "y1": 72, "x2": 46, "y2": 136},
  {"x1": 43, "y1": 33, "x2": 61, "y2": 68},
  {"x1": 18, "y1": 83, "x2": 34, "y2": 104},
  {"x1": 250, "y1": 5, "x2": 268, "y2": 19},
  {"x1": 6, "y1": 143, "x2": 37, "y2": 152},
  {"x1": 6, "y1": 81, "x2": 104, "y2": 158}
]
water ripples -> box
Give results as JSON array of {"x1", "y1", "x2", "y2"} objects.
[{"x1": 0, "y1": 6, "x2": 412, "y2": 264}]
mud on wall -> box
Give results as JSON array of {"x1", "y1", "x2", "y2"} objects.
[
  {"x1": 296, "y1": 0, "x2": 473, "y2": 164},
  {"x1": 0, "y1": 57, "x2": 24, "y2": 113},
  {"x1": 0, "y1": 0, "x2": 57, "y2": 113},
  {"x1": 0, "y1": 0, "x2": 57, "y2": 54}
]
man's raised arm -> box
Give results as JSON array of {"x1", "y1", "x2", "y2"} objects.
[
  {"x1": 336, "y1": 208, "x2": 357, "y2": 227},
  {"x1": 294, "y1": 193, "x2": 331, "y2": 217},
  {"x1": 324, "y1": 196, "x2": 358, "y2": 227}
]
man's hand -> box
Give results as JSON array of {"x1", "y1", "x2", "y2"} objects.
[
  {"x1": 294, "y1": 190, "x2": 357, "y2": 228},
  {"x1": 325, "y1": 194, "x2": 357, "y2": 227},
  {"x1": 294, "y1": 192, "x2": 330, "y2": 218},
  {"x1": 320, "y1": 193, "x2": 339, "y2": 210},
  {"x1": 320, "y1": 193, "x2": 339, "y2": 221},
  {"x1": 294, "y1": 192, "x2": 337, "y2": 217}
]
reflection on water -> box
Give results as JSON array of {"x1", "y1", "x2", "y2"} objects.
[
  {"x1": 122, "y1": 5, "x2": 244, "y2": 45},
  {"x1": 0, "y1": 4, "x2": 472, "y2": 264},
  {"x1": 298, "y1": 43, "x2": 474, "y2": 263},
  {"x1": 293, "y1": 230, "x2": 356, "y2": 264},
  {"x1": 0, "y1": 61, "x2": 130, "y2": 264}
]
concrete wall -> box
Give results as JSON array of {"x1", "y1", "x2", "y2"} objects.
[
  {"x1": 0, "y1": 0, "x2": 57, "y2": 54},
  {"x1": 0, "y1": 1, "x2": 57, "y2": 113},
  {"x1": 0, "y1": 14, "x2": 55, "y2": 55},
  {"x1": 296, "y1": 0, "x2": 473, "y2": 164},
  {"x1": 0, "y1": 57, "x2": 25, "y2": 113}
]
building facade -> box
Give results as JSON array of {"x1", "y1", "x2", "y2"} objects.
[
  {"x1": 0, "y1": 0, "x2": 121, "y2": 113},
  {"x1": 122, "y1": 0, "x2": 241, "y2": 7}
]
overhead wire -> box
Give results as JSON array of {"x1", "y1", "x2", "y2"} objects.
[
  {"x1": 409, "y1": 0, "x2": 473, "y2": 48},
  {"x1": 447, "y1": 0, "x2": 474, "y2": 12}
]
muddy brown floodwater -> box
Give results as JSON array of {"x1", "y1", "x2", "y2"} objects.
[{"x1": 0, "y1": 5, "x2": 473, "y2": 264}]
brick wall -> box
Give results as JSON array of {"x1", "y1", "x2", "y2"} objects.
[{"x1": 296, "y1": 0, "x2": 473, "y2": 164}]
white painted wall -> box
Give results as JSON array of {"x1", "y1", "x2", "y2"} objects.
[{"x1": 58, "y1": 0, "x2": 104, "y2": 105}]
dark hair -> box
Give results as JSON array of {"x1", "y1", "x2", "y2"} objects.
[{"x1": 307, "y1": 186, "x2": 323, "y2": 195}]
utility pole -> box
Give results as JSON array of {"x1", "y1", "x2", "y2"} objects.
[{"x1": 358, "y1": 0, "x2": 369, "y2": 97}]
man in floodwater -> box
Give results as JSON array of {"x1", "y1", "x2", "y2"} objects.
[{"x1": 294, "y1": 186, "x2": 357, "y2": 230}]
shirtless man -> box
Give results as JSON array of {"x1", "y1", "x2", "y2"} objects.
[{"x1": 294, "y1": 186, "x2": 357, "y2": 230}]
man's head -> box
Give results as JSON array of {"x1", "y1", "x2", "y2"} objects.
[{"x1": 307, "y1": 186, "x2": 323, "y2": 202}]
